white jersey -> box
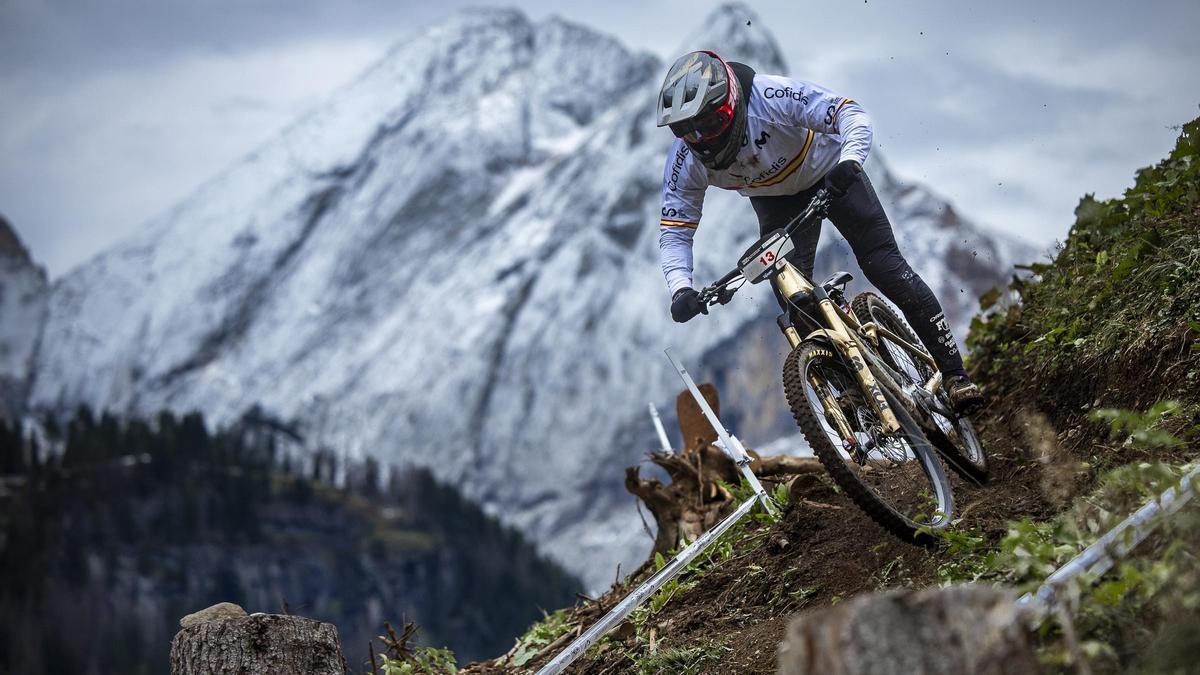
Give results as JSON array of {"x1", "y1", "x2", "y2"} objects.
[{"x1": 658, "y1": 73, "x2": 873, "y2": 296}]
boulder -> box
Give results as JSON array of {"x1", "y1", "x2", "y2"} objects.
[{"x1": 778, "y1": 585, "x2": 1036, "y2": 675}]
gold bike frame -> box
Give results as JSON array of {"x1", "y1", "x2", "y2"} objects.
[
  {"x1": 859, "y1": 321, "x2": 944, "y2": 397},
  {"x1": 772, "y1": 261, "x2": 954, "y2": 440}
]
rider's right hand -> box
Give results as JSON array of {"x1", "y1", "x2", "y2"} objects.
[{"x1": 671, "y1": 287, "x2": 708, "y2": 323}]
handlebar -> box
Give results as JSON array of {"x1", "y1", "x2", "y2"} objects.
[
  {"x1": 697, "y1": 278, "x2": 740, "y2": 307},
  {"x1": 695, "y1": 188, "x2": 831, "y2": 310}
]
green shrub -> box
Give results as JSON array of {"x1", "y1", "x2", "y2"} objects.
[
  {"x1": 967, "y1": 117, "x2": 1200, "y2": 412},
  {"x1": 377, "y1": 646, "x2": 457, "y2": 675}
]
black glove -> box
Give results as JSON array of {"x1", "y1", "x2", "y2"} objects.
[
  {"x1": 670, "y1": 287, "x2": 708, "y2": 323},
  {"x1": 824, "y1": 159, "x2": 863, "y2": 199}
]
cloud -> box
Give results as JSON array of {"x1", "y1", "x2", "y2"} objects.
[
  {"x1": 0, "y1": 35, "x2": 389, "y2": 276},
  {"x1": 0, "y1": 0, "x2": 444, "y2": 79},
  {"x1": 973, "y1": 28, "x2": 1198, "y2": 100},
  {"x1": 892, "y1": 93, "x2": 1192, "y2": 245}
]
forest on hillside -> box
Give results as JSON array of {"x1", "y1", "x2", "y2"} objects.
[{"x1": 0, "y1": 407, "x2": 579, "y2": 674}]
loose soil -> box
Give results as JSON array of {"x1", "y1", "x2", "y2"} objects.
[
  {"x1": 459, "y1": 333, "x2": 1196, "y2": 675},
  {"x1": 461, "y1": 389, "x2": 1083, "y2": 674}
]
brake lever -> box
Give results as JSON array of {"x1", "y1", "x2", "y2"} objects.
[
  {"x1": 715, "y1": 285, "x2": 737, "y2": 305},
  {"x1": 812, "y1": 188, "x2": 831, "y2": 213}
]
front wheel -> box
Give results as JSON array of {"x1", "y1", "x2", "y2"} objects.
[{"x1": 782, "y1": 341, "x2": 954, "y2": 543}]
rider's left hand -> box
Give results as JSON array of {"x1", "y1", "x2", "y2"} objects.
[{"x1": 824, "y1": 160, "x2": 863, "y2": 199}]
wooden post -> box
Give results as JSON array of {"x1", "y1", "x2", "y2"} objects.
[{"x1": 170, "y1": 609, "x2": 345, "y2": 675}]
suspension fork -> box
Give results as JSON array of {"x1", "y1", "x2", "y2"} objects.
[
  {"x1": 810, "y1": 373, "x2": 859, "y2": 447},
  {"x1": 774, "y1": 261, "x2": 902, "y2": 435},
  {"x1": 773, "y1": 261, "x2": 813, "y2": 351}
]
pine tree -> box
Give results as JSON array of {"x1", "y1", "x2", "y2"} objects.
[{"x1": 27, "y1": 429, "x2": 41, "y2": 476}]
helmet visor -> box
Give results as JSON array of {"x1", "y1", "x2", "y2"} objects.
[{"x1": 668, "y1": 98, "x2": 735, "y2": 143}]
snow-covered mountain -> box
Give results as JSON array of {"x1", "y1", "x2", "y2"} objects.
[
  {"x1": 0, "y1": 216, "x2": 48, "y2": 422},
  {"x1": 23, "y1": 4, "x2": 1034, "y2": 588}
]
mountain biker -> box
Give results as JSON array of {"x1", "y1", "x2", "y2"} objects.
[{"x1": 655, "y1": 50, "x2": 984, "y2": 414}]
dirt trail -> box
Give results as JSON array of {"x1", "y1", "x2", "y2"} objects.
[
  {"x1": 459, "y1": 344, "x2": 1193, "y2": 675},
  {"x1": 461, "y1": 393, "x2": 1069, "y2": 674}
]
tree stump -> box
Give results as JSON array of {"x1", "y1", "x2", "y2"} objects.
[
  {"x1": 170, "y1": 612, "x2": 345, "y2": 675},
  {"x1": 777, "y1": 585, "x2": 1037, "y2": 675},
  {"x1": 626, "y1": 386, "x2": 740, "y2": 557},
  {"x1": 626, "y1": 385, "x2": 821, "y2": 559}
]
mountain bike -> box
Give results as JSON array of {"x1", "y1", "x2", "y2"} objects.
[{"x1": 695, "y1": 189, "x2": 988, "y2": 542}]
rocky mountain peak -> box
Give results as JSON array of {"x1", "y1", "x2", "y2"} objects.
[
  {"x1": 676, "y1": 3, "x2": 787, "y2": 73},
  {"x1": 0, "y1": 214, "x2": 48, "y2": 422},
  {"x1": 0, "y1": 215, "x2": 35, "y2": 263}
]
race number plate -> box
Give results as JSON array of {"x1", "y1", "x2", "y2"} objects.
[{"x1": 738, "y1": 230, "x2": 795, "y2": 284}]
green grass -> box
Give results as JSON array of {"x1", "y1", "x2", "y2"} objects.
[
  {"x1": 957, "y1": 118, "x2": 1200, "y2": 670},
  {"x1": 580, "y1": 496, "x2": 785, "y2": 668},
  {"x1": 633, "y1": 639, "x2": 732, "y2": 675},
  {"x1": 1090, "y1": 400, "x2": 1185, "y2": 449},
  {"x1": 495, "y1": 608, "x2": 575, "y2": 668},
  {"x1": 377, "y1": 646, "x2": 457, "y2": 675}
]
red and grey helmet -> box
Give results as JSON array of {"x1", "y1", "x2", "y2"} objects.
[{"x1": 656, "y1": 50, "x2": 746, "y2": 171}]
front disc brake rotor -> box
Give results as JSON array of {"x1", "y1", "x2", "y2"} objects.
[{"x1": 869, "y1": 423, "x2": 911, "y2": 464}]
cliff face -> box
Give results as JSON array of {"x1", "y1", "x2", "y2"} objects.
[
  {"x1": 24, "y1": 4, "x2": 1033, "y2": 588},
  {"x1": 0, "y1": 216, "x2": 48, "y2": 422}
]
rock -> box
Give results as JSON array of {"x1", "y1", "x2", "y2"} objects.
[
  {"x1": 179, "y1": 602, "x2": 248, "y2": 628},
  {"x1": 778, "y1": 585, "x2": 1037, "y2": 675},
  {"x1": 0, "y1": 215, "x2": 49, "y2": 422}
]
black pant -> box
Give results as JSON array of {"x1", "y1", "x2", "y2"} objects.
[{"x1": 750, "y1": 174, "x2": 965, "y2": 375}]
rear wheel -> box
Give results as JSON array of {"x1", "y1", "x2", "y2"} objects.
[
  {"x1": 782, "y1": 341, "x2": 953, "y2": 543},
  {"x1": 852, "y1": 292, "x2": 989, "y2": 484}
]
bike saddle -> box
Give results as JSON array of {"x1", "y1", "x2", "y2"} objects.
[{"x1": 821, "y1": 271, "x2": 853, "y2": 292}]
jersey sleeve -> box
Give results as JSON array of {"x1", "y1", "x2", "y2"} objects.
[
  {"x1": 758, "y1": 75, "x2": 873, "y2": 165},
  {"x1": 658, "y1": 142, "x2": 708, "y2": 296}
]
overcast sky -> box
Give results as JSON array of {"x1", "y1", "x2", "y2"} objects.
[{"x1": 2, "y1": 0, "x2": 1197, "y2": 277}]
